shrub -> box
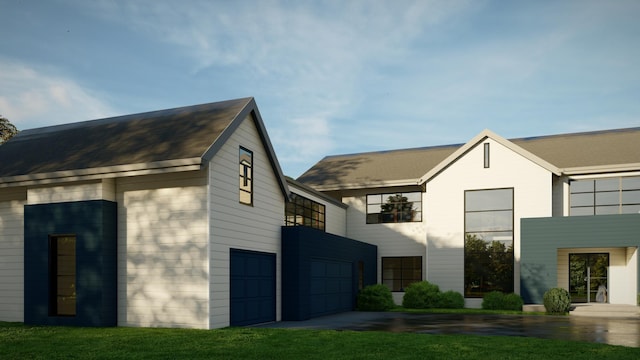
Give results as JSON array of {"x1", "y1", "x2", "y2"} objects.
[
  {"x1": 543, "y1": 288, "x2": 572, "y2": 315},
  {"x1": 357, "y1": 284, "x2": 395, "y2": 311},
  {"x1": 402, "y1": 281, "x2": 441, "y2": 309},
  {"x1": 502, "y1": 293, "x2": 524, "y2": 311},
  {"x1": 481, "y1": 291, "x2": 524, "y2": 311},
  {"x1": 437, "y1": 290, "x2": 465, "y2": 309}
]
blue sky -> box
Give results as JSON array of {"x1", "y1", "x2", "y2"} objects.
[{"x1": 1, "y1": 0, "x2": 639, "y2": 177}]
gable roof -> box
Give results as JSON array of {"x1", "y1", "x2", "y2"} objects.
[
  {"x1": 297, "y1": 127, "x2": 640, "y2": 191},
  {"x1": 0, "y1": 97, "x2": 290, "y2": 198},
  {"x1": 418, "y1": 129, "x2": 561, "y2": 184}
]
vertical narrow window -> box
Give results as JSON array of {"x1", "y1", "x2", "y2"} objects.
[
  {"x1": 483, "y1": 143, "x2": 490, "y2": 168},
  {"x1": 49, "y1": 235, "x2": 76, "y2": 316},
  {"x1": 239, "y1": 147, "x2": 253, "y2": 205},
  {"x1": 464, "y1": 188, "x2": 514, "y2": 297}
]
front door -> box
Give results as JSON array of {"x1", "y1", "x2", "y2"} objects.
[{"x1": 569, "y1": 253, "x2": 609, "y2": 303}]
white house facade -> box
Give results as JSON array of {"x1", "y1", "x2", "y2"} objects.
[{"x1": 1, "y1": 97, "x2": 638, "y2": 329}]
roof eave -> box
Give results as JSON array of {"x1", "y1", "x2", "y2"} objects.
[
  {"x1": 561, "y1": 163, "x2": 640, "y2": 176},
  {"x1": 307, "y1": 178, "x2": 421, "y2": 192},
  {"x1": 0, "y1": 158, "x2": 202, "y2": 188}
]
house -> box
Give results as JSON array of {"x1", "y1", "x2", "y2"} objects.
[
  {"x1": 1, "y1": 97, "x2": 638, "y2": 329},
  {"x1": 297, "y1": 128, "x2": 640, "y2": 307},
  {"x1": 0, "y1": 97, "x2": 376, "y2": 328}
]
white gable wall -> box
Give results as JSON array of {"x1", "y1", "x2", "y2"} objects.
[
  {"x1": 116, "y1": 171, "x2": 209, "y2": 328},
  {"x1": 208, "y1": 114, "x2": 285, "y2": 328},
  {"x1": 0, "y1": 188, "x2": 27, "y2": 322},
  {"x1": 426, "y1": 138, "x2": 553, "y2": 306}
]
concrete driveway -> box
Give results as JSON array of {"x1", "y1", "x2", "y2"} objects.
[{"x1": 255, "y1": 312, "x2": 640, "y2": 348}]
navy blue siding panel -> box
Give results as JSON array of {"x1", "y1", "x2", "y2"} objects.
[
  {"x1": 521, "y1": 214, "x2": 640, "y2": 304},
  {"x1": 230, "y1": 249, "x2": 276, "y2": 326},
  {"x1": 24, "y1": 200, "x2": 117, "y2": 327},
  {"x1": 282, "y1": 226, "x2": 377, "y2": 321}
]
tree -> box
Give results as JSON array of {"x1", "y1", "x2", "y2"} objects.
[{"x1": 0, "y1": 116, "x2": 18, "y2": 144}]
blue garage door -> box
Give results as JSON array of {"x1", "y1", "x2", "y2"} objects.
[
  {"x1": 310, "y1": 259, "x2": 353, "y2": 317},
  {"x1": 230, "y1": 249, "x2": 276, "y2": 326}
]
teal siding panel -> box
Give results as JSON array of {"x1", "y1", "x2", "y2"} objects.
[{"x1": 521, "y1": 214, "x2": 640, "y2": 304}]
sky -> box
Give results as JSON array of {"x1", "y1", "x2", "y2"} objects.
[{"x1": 1, "y1": 0, "x2": 639, "y2": 177}]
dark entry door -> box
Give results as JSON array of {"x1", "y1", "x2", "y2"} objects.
[
  {"x1": 569, "y1": 253, "x2": 609, "y2": 303},
  {"x1": 230, "y1": 249, "x2": 276, "y2": 326}
]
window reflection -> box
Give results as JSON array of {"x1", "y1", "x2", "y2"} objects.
[
  {"x1": 366, "y1": 192, "x2": 422, "y2": 224},
  {"x1": 464, "y1": 188, "x2": 514, "y2": 298},
  {"x1": 570, "y1": 176, "x2": 640, "y2": 215}
]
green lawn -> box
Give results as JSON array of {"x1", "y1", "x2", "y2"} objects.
[{"x1": 1, "y1": 322, "x2": 638, "y2": 359}]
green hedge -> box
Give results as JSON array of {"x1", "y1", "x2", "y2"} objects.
[
  {"x1": 481, "y1": 291, "x2": 524, "y2": 311},
  {"x1": 402, "y1": 281, "x2": 464, "y2": 309},
  {"x1": 357, "y1": 284, "x2": 395, "y2": 311}
]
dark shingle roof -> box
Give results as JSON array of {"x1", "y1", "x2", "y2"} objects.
[
  {"x1": 0, "y1": 98, "x2": 252, "y2": 179},
  {"x1": 297, "y1": 127, "x2": 640, "y2": 190}
]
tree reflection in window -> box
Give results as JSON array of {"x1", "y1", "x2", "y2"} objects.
[{"x1": 366, "y1": 192, "x2": 422, "y2": 224}]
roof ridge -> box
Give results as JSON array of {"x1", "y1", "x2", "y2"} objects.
[{"x1": 17, "y1": 97, "x2": 253, "y2": 137}]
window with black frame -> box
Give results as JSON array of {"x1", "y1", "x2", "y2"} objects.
[
  {"x1": 570, "y1": 176, "x2": 640, "y2": 216},
  {"x1": 366, "y1": 192, "x2": 422, "y2": 224},
  {"x1": 464, "y1": 188, "x2": 514, "y2": 297},
  {"x1": 382, "y1": 256, "x2": 422, "y2": 292},
  {"x1": 285, "y1": 193, "x2": 326, "y2": 231}
]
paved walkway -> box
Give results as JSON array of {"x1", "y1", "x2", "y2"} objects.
[{"x1": 256, "y1": 311, "x2": 640, "y2": 348}]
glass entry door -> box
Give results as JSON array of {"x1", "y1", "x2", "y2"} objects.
[{"x1": 569, "y1": 253, "x2": 609, "y2": 303}]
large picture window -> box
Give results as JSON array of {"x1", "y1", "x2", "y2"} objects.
[
  {"x1": 239, "y1": 147, "x2": 253, "y2": 205},
  {"x1": 570, "y1": 176, "x2": 640, "y2": 216},
  {"x1": 464, "y1": 188, "x2": 514, "y2": 297},
  {"x1": 366, "y1": 192, "x2": 422, "y2": 224},
  {"x1": 49, "y1": 235, "x2": 76, "y2": 316},
  {"x1": 285, "y1": 193, "x2": 326, "y2": 231},
  {"x1": 382, "y1": 256, "x2": 422, "y2": 292}
]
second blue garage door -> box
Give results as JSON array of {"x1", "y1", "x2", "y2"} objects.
[
  {"x1": 230, "y1": 249, "x2": 276, "y2": 326},
  {"x1": 309, "y1": 258, "x2": 353, "y2": 317}
]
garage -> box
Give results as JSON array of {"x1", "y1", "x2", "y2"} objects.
[
  {"x1": 230, "y1": 249, "x2": 276, "y2": 326},
  {"x1": 310, "y1": 258, "x2": 353, "y2": 317},
  {"x1": 281, "y1": 226, "x2": 377, "y2": 321}
]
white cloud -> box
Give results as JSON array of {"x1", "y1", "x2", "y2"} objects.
[{"x1": 0, "y1": 61, "x2": 117, "y2": 130}]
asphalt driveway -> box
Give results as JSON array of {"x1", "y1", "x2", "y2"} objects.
[{"x1": 255, "y1": 312, "x2": 640, "y2": 348}]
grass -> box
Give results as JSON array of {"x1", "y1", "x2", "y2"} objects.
[{"x1": 1, "y1": 322, "x2": 639, "y2": 359}]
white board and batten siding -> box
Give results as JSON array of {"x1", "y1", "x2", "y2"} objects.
[
  {"x1": 426, "y1": 138, "x2": 553, "y2": 306},
  {"x1": 208, "y1": 114, "x2": 285, "y2": 329},
  {"x1": 342, "y1": 187, "x2": 427, "y2": 304},
  {"x1": 116, "y1": 171, "x2": 210, "y2": 329},
  {"x1": 0, "y1": 188, "x2": 27, "y2": 322}
]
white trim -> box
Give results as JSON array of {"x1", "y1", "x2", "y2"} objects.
[
  {"x1": 562, "y1": 163, "x2": 640, "y2": 176},
  {"x1": 0, "y1": 162, "x2": 202, "y2": 188}
]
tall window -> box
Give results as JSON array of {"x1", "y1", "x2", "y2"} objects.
[
  {"x1": 366, "y1": 192, "x2": 422, "y2": 224},
  {"x1": 285, "y1": 193, "x2": 326, "y2": 231},
  {"x1": 464, "y1": 188, "x2": 514, "y2": 297},
  {"x1": 49, "y1": 235, "x2": 76, "y2": 316},
  {"x1": 382, "y1": 256, "x2": 422, "y2": 292},
  {"x1": 239, "y1": 147, "x2": 253, "y2": 205},
  {"x1": 570, "y1": 176, "x2": 640, "y2": 216}
]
